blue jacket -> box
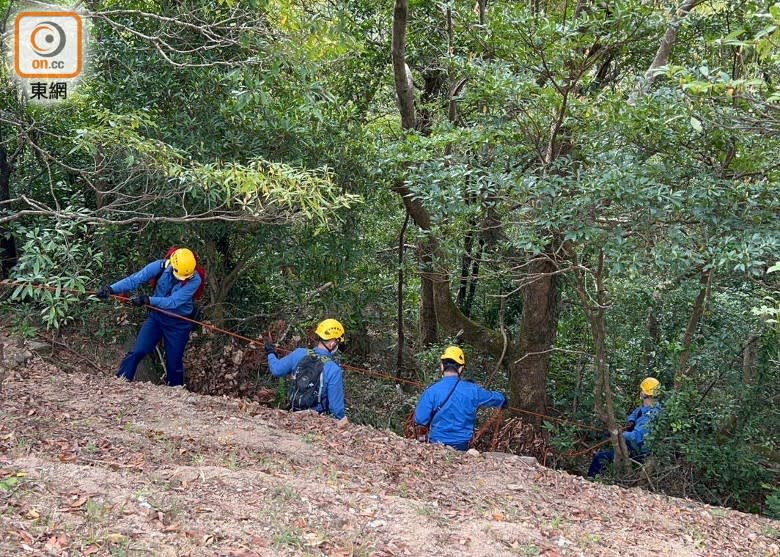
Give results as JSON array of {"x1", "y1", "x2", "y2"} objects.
[
  {"x1": 267, "y1": 346, "x2": 346, "y2": 420},
  {"x1": 415, "y1": 375, "x2": 506, "y2": 448},
  {"x1": 110, "y1": 260, "x2": 201, "y2": 318},
  {"x1": 623, "y1": 402, "x2": 662, "y2": 454}
]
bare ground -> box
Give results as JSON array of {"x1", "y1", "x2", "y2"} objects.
[{"x1": 1, "y1": 344, "x2": 779, "y2": 557}]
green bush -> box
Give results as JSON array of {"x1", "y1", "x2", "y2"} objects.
[{"x1": 9, "y1": 218, "x2": 104, "y2": 329}]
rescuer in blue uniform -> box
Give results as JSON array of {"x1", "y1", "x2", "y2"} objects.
[
  {"x1": 414, "y1": 346, "x2": 507, "y2": 451},
  {"x1": 265, "y1": 318, "x2": 347, "y2": 420},
  {"x1": 96, "y1": 248, "x2": 201, "y2": 387},
  {"x1": 588, "y1": 377, "x2": 663, "y2": 477}
]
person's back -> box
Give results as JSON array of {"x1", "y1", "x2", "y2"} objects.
[
  {"x1": 414, "y1": 346, "x2": 506, "y2": 451},
  {"x1": 266, "y1": 319, "x2": 347, "y2": 420},
  {"x1": 624, "y1": 395, "x2": 662, "y2": 456}
]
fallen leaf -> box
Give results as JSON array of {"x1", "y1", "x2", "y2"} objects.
[
  {"x1": 44, "y1": 534, "x2": 69, "y2": 551},
  {"x1": 11, "y1": 529, "x2": 34, "y2": 544},
  {"x1": 250, "y1": 536, "x2": 270, "y2": 547},
  {"x1": 83, "y1": 545, "x2": 100, "y2": 555},
  {"x1": 69, "y1": 496, "x2": 88, "y2": 508}
]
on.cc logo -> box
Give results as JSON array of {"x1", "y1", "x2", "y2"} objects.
[
  {"x1": 30, "y1": 20, "x2": 67, "y2": 58},
  {"x1": 14, "y1": 11, "x2": 82, "y2": 79}
]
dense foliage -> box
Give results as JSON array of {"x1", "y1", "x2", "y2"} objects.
[{"x1": 1, "y1": 0, "x2": 777, "y2": 515}]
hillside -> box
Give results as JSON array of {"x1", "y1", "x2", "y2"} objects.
[{"x1": 1, "y1": 339, "x2": 778, "y2": 557}]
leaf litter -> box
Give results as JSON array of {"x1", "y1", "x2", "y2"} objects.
[{"x1": 0, "y1": 336, "x2": 778, "y2": 556}]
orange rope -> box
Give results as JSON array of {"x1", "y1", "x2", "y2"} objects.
[
  {"x1": 470, "y1": 408, "x2": 504, "y2": 449},
  {"x1": 0, "y1": 279, "x2": 604, "y2": 434},
  {"x1": 560, "y1": 437, "x2": 612, "y2": 458}
]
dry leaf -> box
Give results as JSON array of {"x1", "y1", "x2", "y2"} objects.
[
  {"x1": 83, "y1": 545, "x2": 100, "y2": 555},
  {"x1": 12, "y1": 529, "x2": 34, "y2": 544},
  {"x1": 44, "y1": 534, "x2": 69, "y2": 551},
  {"x1": 69, "y1": 496, "x2": 88, "y2": 508}
]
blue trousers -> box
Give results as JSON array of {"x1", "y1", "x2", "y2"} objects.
[
  {"x1": 588, "y1": 446, "x2": 647, "y2": 477},
  {"x1": 117, "y1": 313, "x2": 192, "y2": 386}
]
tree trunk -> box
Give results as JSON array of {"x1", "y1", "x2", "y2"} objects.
[
  {"x1": 457, "y1": 228, "x2": 475, "y2": 312},
  {"x1": 508, "y1": 256, "x2": 559, "y2": 422},
  {"x1": 675, "y1": 269, "x2": 712, "y2": 389},
  {"x1": 430, "y1": 268, "x2": 508, "y2": 356},
  {"x1": 640, "y1": 290, "x2": 662, "y2": 374},
  {"x1": 0, "y1": 142, "x2": 17, "y2": 278},
  {"x1": 571, "y1": 249, "x2": 629, "y2": 470},
  {"x1": 396, "y1": 212, "x2": 410, "y2": 377},
  {"x1": 742, "y1": 335, "x2": 759, "y2": 386},
  {"x1": 391, "y1": 0, "x2": 441, "y2": 344},
  {"x1": 391, "y1": 0, "x2": 415, "y2": 130},
  {"x1": 589, "y1": 297, "x2": 630, "y2": 472},
  {"x1": 631, "y1": 0, "x2": 705, "y2": 102},
  {"x1": 464, "y1": 238, "x2": 483, "y2": 317}
]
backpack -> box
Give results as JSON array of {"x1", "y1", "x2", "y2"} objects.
[
  {"x1": 288, "y1": 350, "x2": 330, "y2": 411},
  {"x1": 149, "y1": 246, "x2": 207, "y2": 301}
]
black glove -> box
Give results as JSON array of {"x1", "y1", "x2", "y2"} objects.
[
  {"x1": 131, "y1": 294, "x2": 150, "y2": 307},
  {"x1": 625, "y1": 420, "x2": 636, "y2": 432},
  {"x1": 96, "y1": 285, "x2": 113, "y2": 300},
  {"x1": 264, "y1": 342, "x2": 277, "y2": 357}
]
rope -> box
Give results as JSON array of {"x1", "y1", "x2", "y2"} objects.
[
  {"x1": 470, "y1": 408, "x2": 505, "y2": 449},
  {"x1": 0, "y1": 279, "x2": 605, "y2": 437},
  {"x1": 559, "y1": 437, "x2": 612, "y2": 458}
]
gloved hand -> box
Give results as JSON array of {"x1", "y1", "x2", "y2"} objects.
[
  {"x1": 264, "y1": 342, "x2": 277, "y2": 357},
  {"x1": 131, "y1": 294, "x2": 150, "y2": 307},
  {"x1": 625, "y1": 420, "x2": 636, "y2": 432},
  {"x1": 96, "y1": 285, "x2": 113, "y2": 300}
]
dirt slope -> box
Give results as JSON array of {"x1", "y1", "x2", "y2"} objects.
[{"x1": 1, "y1": 353, "x2": 779, "y2": 557}]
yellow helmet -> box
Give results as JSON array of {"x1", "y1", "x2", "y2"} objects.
[
  {"x1": 169, "y1": 248, "x2": 197, "y2": 280},
  {"x1": 315, "y1": 318, "x2": 345, "y2": 342},
  {"x1": 440, "y1": 346, "x2": 465, "y2": 365},
  {"x1": 640, "y1": 377, "x2": 661, "y2": 397}
]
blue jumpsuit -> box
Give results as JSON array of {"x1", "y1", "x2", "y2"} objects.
[
  {"x1": 267, "y1": 346, "x2": 346, "y2": 419},
  {"x1": 588, "y1": 402, "x2": 662, "y2": 477},
  {"x1": 415, "y1": 375, "x2": 506, "y2": 451},
  {"x1": 110, "y1": 260, "x2": 201, "y2": 386}
]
